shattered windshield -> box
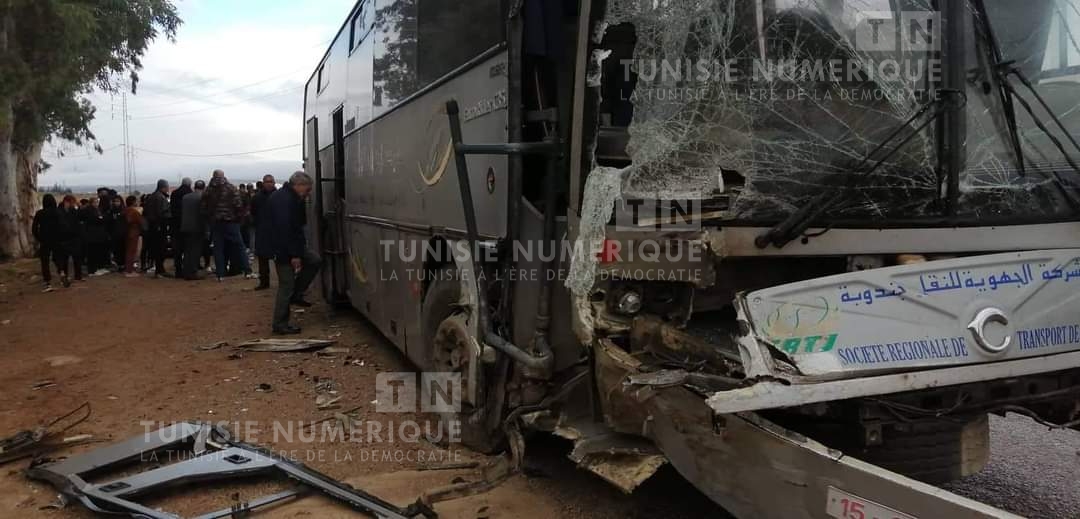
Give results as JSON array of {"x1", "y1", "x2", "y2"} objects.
[
  {"x1": 964, "y1": 0, "x2": 1080, "y2": 219},
  {"x1": 598, "y1": 0, "x2": 1080, "y2": 223}
]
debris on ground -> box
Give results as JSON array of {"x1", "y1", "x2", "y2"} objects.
[
  {"x1": 255, "y1": 383, "x2": 273, "y2": 393},
  {"x1": 43, "y1": 355, "x2": 81, "y2": 367},
  {"x1": 317, "y1": 346, "x2": 351, "y2": 357},
  {"x1": 198, "y1": 341, "x2": 229, "y2": 351},
  {"x1": 313, "y1": 376, "x2": 337, "y2": 393},
  {"x1": 316, "y1": 394, "x2": 342, "y2": 410},
  {"x1": 0, "y1": 403, "x2": 92, "y2": 466},
  {"x1": 417, "y1": 461, "x2": 481, "y2": 472},
  {"x1": 30, "y1": 380, "x2": 55, "y2": 391},
  {"x1": 25, "y1": 421, "x2": 435, "y2": 518},
  {"x1": 227, "y1": 351, "x2": 244, "y2": 360},
  {"x1": 238, "y1": 338, "x2": 336, "y2": 353}
]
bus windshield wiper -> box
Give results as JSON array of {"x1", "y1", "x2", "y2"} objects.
[
  {"x1": 973, "y1": 0, "x2": 1080, "y2": 210},
  {"x1": 972, "y1": 0, "x2": 1027, "y2": 176},
  {"x1": 754, "y1": 98, "x2": 950, "y2": 249}
]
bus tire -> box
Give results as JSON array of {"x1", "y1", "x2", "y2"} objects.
[{"x1": 422, "y1": 268, "x2": 505, "y2": 454}]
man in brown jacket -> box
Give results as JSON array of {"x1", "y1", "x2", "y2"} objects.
[{"x1": 201, "y1": 170, "x2": 254, "y2": 281}]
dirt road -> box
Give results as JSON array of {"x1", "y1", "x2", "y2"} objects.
[
  {"x1": 1, "y1": 259, "x2": 1078, "y2": 518},
  {"x1": 0, "y1": 260, "x2": 721, "y2": 518}
]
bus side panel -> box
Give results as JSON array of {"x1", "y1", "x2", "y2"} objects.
[
  {"x1": 347, "y1": 222, "x2": 386, "y2": 347},
  {"x1": 376, "y1": 227, "x2": 411, "y2": 349},
  {"x1": 345, "y1": 52, "x2": 509, "y2": 366},
  {"x1": 350, "y1": 52, "x2": 509, "y2": 237}
]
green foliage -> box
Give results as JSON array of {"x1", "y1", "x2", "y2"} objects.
[{"x1": 0, "y1": 0, "x2": 181, "y2": 151}]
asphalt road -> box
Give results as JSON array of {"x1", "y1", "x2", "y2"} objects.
[{"x1": 945, "y1": 414, "x2": 1080, "y2": 518}]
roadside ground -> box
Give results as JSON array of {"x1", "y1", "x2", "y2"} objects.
[{"x1": 0, "y1": 259, "x2": 722, "y2": 518}]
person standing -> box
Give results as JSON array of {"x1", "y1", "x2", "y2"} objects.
[
  {"x1": 170, "y1": 177, "x2": 193, "y2": 278},
  {"x1": 104, "y1": 196, "x2": 126, "y2": 270},
  {"x1": 180, "y1": 180, "x2": 208, "y2": 280},
  {"x1": 54, "y1": 195, "x2": 84, "y2": 287},
  {"x1": 123, "y1": 195, "x2": 144, "y2": 277},
  {"x1": 82, "y1": 198, "x2": 110, "y2": 276},
  {"x1": 268, "y1": 172, "x2": 321, "y2": 335},
  {"x1": 142, "y1": 180, "x2": 171, "y2": 277},
  {"x1": 201, "y1": 170, "x2": 254, "y2": 282},
  {"x1": 238, "y1": 183, "x2": 253, "y2": 252},
  {"x1": 251, "y1": 174, "x2": 277, "y2": 290},
  {"x1": 31, "y1": 194, "x2": 60, "y2": 292}
]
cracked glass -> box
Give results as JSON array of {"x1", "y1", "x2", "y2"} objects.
[{"x1": 591, "y1": 0, "x2": 1080, "y2": 223}]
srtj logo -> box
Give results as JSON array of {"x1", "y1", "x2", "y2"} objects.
[
  {"x1": 375, "y1": 373, "x2": 461, "y2": 413},
  {"x1": 855, "y1": 11, "x2": 940, "y2": 52}
]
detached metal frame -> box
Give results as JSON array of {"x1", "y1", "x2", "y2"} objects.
[{"x1": 27, "y1": 422, "x2": 429, "y2": 519}]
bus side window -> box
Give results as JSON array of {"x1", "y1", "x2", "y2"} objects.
[
  {"x1": 416, "y1": 0, "x2": 505, "y2": 86},
  {"x1": 350, "y1": 0, "x2": 373, "y2": 52},
  {"x1": 373, "y1": 0, "x2": 419, "y2": 109}
]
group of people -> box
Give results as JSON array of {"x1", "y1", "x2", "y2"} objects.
[{"x1": 32, "y1": 170, "x2": 320, "y2": 334}]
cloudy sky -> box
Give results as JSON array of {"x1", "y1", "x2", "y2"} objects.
[{"x1": 43, "y1": 0, "x2": 354, "y2": 190}]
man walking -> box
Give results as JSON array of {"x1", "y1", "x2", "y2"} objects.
[
  {"x1": 180, "y1": 180, "x2": 207, "y2": 280},
  {"x1": 268, "y1": 172, "x2": 321, "y2": 335},
  {"x1": 251, "y1": 174, "x2": 277, "y2": 290},
  {"x1": 170, "y1": 177, "x2": 193, "y2": 278},
  {"x1": 143, "y1": 179, "x2": 171, "y2": 277},
  {"x1": 201, "y1": 170, "x2": 254, "y2": 281}
]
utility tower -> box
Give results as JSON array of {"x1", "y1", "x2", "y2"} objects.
[{"x1": 121, "y1": 93, "x2": 136, "y2": 194}]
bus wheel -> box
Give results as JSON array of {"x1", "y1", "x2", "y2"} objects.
[{"x1": 423, "y1": 271, "x2": 505, "y2": 454}]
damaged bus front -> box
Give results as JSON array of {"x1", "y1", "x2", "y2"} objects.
[{"x1": 570, "y1": 0, "x2": 1080, "y2": 517}]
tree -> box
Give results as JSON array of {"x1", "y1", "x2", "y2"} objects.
[{"x1": 0, "y1": 0, "x2": 181, "y2": 259}]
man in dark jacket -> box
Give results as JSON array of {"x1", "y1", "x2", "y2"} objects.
[
  {"x1": 81, "y1": 198, "x2": 110, "y2": 275},
  {"x1": 201, "y1": 170, "x2": 254, "y2": 281},
  {"x1": 53, "y1": 195, "x2": 84, "y2": 287},
  {"x1": 31, "y1": 194, "x2": 59, "y2": 291},
  {"x1": 180, "y1": 180, "x2": 208, "y2": 280},
  {"x1": 170, "y1": 177, "x2": 193, "y2": 278},
  {"x1": 143, "y1": 179, "x2": 171, "y2": 277},
  {"x1": 103, "y1": 196, "x2": 126, "y2": 270},
  {"x1": 251, "y1": 174, "x2": 277, "y2": 290},
  {"x1": 268, "y1": 172, "x2": 321, "y2": 334}
]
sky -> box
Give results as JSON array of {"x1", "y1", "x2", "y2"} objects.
[{"x1": 42, "y1": 0, "x2": 354, "y2": 190}]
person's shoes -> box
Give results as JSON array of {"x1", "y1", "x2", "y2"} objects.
[
  {"x1": 243, "y1": 272, "x2": 257, "y2": 280},
  {"x1": 157, "y1": 271, "x2": 174, "y2": 279},
  {"x1": 42, "y1": 283, "x2": 54, "y2": 293},
  {"x1": 290, "y1": 298, "x2": 313, "y2": 308},
  {"x1": 124, "y1": 272, "x2": 140, "y2": 278},
  {"x1": 272, "y1": 325, "x2": 302, "y2": 335},
  {"x1": 92, "y1": 269, "x2": 110, "y2": 277},
  {"x1": 254, "y1": 283, "x2": 270, "y2": 291},
  {"x1": 60, "y1": 274, "x2": 71, "y2": 288}
]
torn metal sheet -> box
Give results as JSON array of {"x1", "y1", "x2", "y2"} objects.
[
  {"x1": 26, "y1": 422, "x2": 433, "y2": 519},
  {"x1": 238, "y1": 338, "x2": 337, "y2": 352},
  {"x1": 567, "y1": 433, "x2": 667, "y2": 494}
]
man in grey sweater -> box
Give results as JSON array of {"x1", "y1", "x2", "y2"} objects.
[{"x1": 180, "y1": 180, "x2": 207, "y2": 280}]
